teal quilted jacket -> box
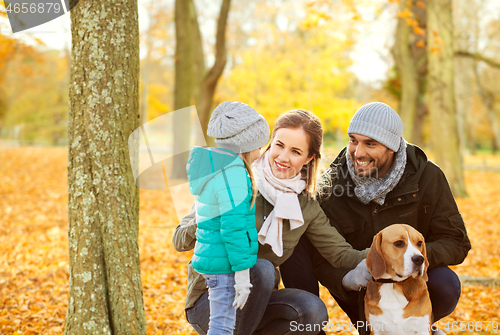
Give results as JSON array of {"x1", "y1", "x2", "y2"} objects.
[{"x1": 187, "y1": 147, "x2": 258, "y2": 274}]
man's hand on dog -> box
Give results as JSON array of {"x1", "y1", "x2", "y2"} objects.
[{"x1": 342, "y1": 259, "x2": 372, "y2": 291}]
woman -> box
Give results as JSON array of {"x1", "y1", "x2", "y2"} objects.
[{"x1": 174, "y1": 109, "x2": 368, "y2": 335}]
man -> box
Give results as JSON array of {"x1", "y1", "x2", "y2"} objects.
[{"x1": 279, "y1": 102, "x2": 471, "y2": 335}]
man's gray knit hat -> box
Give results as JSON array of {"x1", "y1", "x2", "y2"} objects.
[
  {"x1": 347, "y1": 102, "x2": 403, "y2": 152},
  {"x1": 207, "y1": 101, "x2": 270, "y2": 153}
]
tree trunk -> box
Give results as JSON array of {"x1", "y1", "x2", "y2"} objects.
[
  {"x1": 65, "y1": 0, "x2": 146, "y2": 333},
  {"x1": 467, "y1": 126, "x2": 476, "y2": 155},
  {"x1": 427, "y1": 0, "x2": 467, "y2": 197},
  {"x1": 412, "y1": 0, "x2": 428, "y2": 148},
  {"x1": 412, "y1": 103, "x2": 428, "y2": 147},
  {"x1": 0, "y1": 92, "x2": 7, "y2": 135},
  {"x1": 191, "y1": 0, "x2": 206, "y2": 128},
  {"x1": 198, "y1": 0, "x2": 232, "y2": 144},
  {"x1": 454, "y1": 56, "x2": 472, "y2": 156},
  {"x1": 474, "y1": 66, "x2": 500, "y2": 151},
  {"x1": 172, "y1": 0, "x2": 196, "y2": 178},
  {"x1": 486, "y1": 105, "x2": 500, "y2": 152},
  {"x1": 453, "y1": 0, "x2": 481, "y2": 157},
  {"x1": 392, "y1": 0, "x2": 418, "y2": 142},
  {"x1": 392, "y1": 0, "x2": 428, "y2": 144},
  {"x1": 172, "y1": 0, "x2": 231, "y2": 160}
]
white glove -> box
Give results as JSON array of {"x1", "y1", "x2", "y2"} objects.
[
  {"x1": 342, "y1": 259, "x2": 372, "y2": 291},
  {"x1": 233, "y1": 268, "x2": 252, "y2": 310}
]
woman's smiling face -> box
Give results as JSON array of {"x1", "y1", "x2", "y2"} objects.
[{"x1": 268, "y1": 127, "x2": 314, "y2": 179}]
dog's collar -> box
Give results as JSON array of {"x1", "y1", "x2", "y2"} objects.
[
  {"x1": 372, "y1": 278, "x2": 397, "y2": 284},
  {"x1": 372, "y1": 277, "x2": 410, "y2": 284}
]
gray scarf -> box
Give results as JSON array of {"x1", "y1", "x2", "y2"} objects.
[{"x1": 346, "y1": 137, "x2": 407, "y2": 205}]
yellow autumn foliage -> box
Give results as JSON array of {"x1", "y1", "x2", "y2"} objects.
[{"x1": 218, "y1": 6, "x2": 360, "y2": 135}]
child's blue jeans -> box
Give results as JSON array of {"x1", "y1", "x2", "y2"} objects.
[{"x1": 202, "y1": 273, "x2": 236, "y2": 335}]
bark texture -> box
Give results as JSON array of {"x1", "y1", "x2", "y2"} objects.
[
  {"x1": 427, "y1": 0, "x2": 467, "y2": 197},
  {"x1": 65, "y1": 0, "x2": 146, "y2": 333}
]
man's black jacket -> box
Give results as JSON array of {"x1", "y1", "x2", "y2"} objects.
[{"x1": 315, "y1": 143, "x2": 471, "y2": 299}]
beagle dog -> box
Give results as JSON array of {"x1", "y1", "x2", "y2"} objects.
[{"x1": 364, "y1": 224, "x2": 432, "y2": 335}]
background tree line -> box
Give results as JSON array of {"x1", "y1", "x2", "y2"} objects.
[{"x1": 1, "y1": 0, "x2": 498, "y2": 154}]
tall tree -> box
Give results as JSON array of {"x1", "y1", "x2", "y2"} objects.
[
  {"x1": 197, "y1": 0, "x2": 231, "y2": 142},
  {"x1": 171, "y1": 0, "x2": 231, "y2": 178},
  {"x1": 391, "y1": 0, "x2": 427, "y2": 145},
  {"x1": 453, "y1": 0, "x2": 481, "y2": 156},
  {"x1": 190, "y1": 0, "x2": 206, "y2": 131},
  {"x1": 427, "y1": 0, "x2": 467, "y2": 197},
  {"x1": 393, "y1": 1, "x2": 418, "y2": 141},
  {"x1": 474, "y1": 66, "x2": 500, "y2": 151},
  {"x1": 172, "y1": 0, "x2": 196, "y2": 178},
  {"x1": 454, "y1": 0, "x2": 500, "y2": 153},
  {"x1": 65, "y1": 0, "x2": 146, "y2": 333}
]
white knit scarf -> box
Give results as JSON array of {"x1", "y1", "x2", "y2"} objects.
[{"x1": 253, "y1": 151, "x2": 306, "y2": 257}]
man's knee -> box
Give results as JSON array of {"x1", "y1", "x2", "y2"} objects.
[
  {"x1": 428, "y1": 267, "x2": 461, "y2": 299},
  {"x1": 428, "y1": 267, "x2": 461, "y2": 319}
]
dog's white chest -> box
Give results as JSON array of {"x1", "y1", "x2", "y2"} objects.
[
  {"x1": 375, "y1": 283, "x2": 409, "y2": 320},
  {"x1": 368, "y1": 284, "x2": 429, "y2": 335}
]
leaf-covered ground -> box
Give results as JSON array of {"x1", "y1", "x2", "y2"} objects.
[{"x1": 1, "y1": 146, "x2": 499, "y2": 334}]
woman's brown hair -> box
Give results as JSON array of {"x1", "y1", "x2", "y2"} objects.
[{"x1": 264, "y1": 109, "x2": 323, "y2": 198}]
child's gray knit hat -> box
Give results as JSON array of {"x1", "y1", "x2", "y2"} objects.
[
  {"x1": 207, "y1": 101, "x2": 270, "y2": 153},
  {"x1": 347, "y1": 102, "x2": 403, "y2": 152}
]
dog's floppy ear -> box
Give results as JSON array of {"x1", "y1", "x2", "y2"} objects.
[
  {"x1": 421, "y1": 240, "x2": 429, "y2": 282},
  {"x1": 366, "y1": 231, "x2": 386, "y2": 279}
]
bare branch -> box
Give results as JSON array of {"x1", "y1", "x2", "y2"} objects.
[{"x1": 455, "y1": 50, "x2": 500, "y2": 69}]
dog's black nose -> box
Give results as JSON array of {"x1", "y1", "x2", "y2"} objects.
[{"x1": 412, "y1": 255, "x2": 424, "y2": 266}]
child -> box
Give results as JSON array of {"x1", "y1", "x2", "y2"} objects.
[{"x1": 186, "y1": 101, "x2": 270, "y2": 334}]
